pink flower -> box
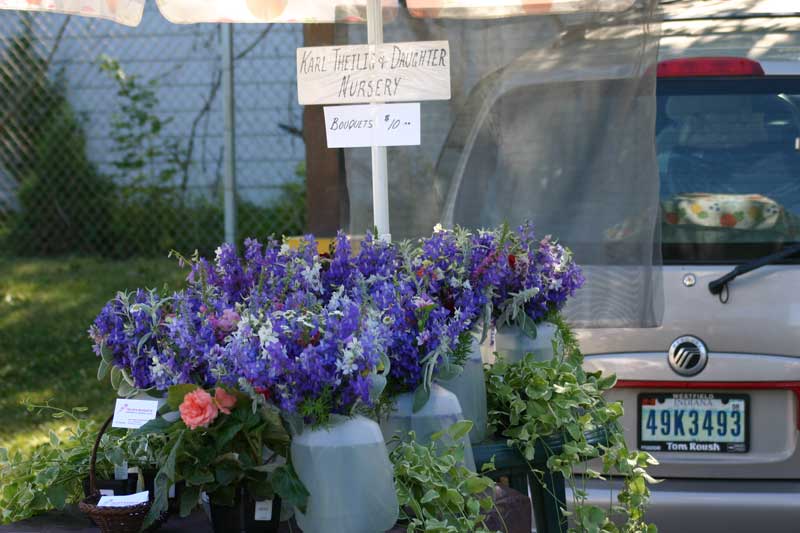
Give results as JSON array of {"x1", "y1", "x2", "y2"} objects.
[
  {"x1": 214, "y1": 387, "x2": 237, "y2": 415},
  {"x1": 217, "y1": 308, "x2": 241, "y2": 331},
  {"x1": 179, "y1": 389, "x2": 219, "y2": 430},
  {"x1": 210, "y1": 308, "x2": 241, "y2": 340}
]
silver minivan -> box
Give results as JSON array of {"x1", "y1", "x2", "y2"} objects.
[
  {"x1": 432, "y1": 3, "x2": 800, "y2": 531},
  {"x1": 579, "y1": 7, "x2": 800, "y2": 532}
]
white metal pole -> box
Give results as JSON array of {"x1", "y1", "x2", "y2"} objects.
[
  {"x1": 222, "y1": 24, "x2": 237, "y2": 246},
  {"x1": 366, "y1": 0, "x2": 391, "y2": 242}
]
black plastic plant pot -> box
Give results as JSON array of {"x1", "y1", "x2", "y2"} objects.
[
  {"x1": 209, "y1": 498, "x2": 243, "y2": 532},
  {"x1": 243, "y1": 494, "x2": 281, "y2": 533},
  {"x1": 209, "y1": 487, "x2": 282, "y2": 533},
  {"x1": 81, "y1": 474, "x2": 139, "y2": 499}
]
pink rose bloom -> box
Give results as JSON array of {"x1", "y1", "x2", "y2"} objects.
[
  {"x1": 179, "y1": 389, "x2": 219, "y2": 430},
  {"x1": 214, "y1": 387, "x2": 237, "y2": 415}
]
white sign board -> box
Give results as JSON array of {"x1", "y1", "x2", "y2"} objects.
[
  {"x1": 324, "y1": 103, "x2": 421, "y2": 148},
  {"x1": 112, "y1": 398, "x2": 159, "y2": 429},
  {"x1": 297, "y1": 41, "x2": 451, "y2": 105}
]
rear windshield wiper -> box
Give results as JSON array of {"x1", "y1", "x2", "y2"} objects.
[{"x1": 708, "y1": 243, "x2": 800, "y2": 296}]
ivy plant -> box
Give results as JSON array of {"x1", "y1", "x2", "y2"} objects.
[
  {"x1": 390, "y1": 421, "x2": 500, "y2": 533},
  {"x1": 485, "y1": 318, "x2": 659, "y2": 533},
  {"x1": 0, "y1": 402, "x2": 159, "y2": 525}
]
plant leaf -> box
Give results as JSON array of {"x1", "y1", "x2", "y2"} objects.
[
  {"x1": 185, "y1": 470, "x2": 215, "y2": 486},
  {"x1": 215, "y1": 422, "x2": 244, "y2": 449},
  {"x1": 167, "y1": 384, "x2": 198, "y2": 410},
  {"x1": 97, "y1": 360, "x2": 110, "y2": 381},
  {"x1": 419, "y1": 489, "x2": 438, "y2": 504},
  {"x1": 134, "y1": 416, "x2": 173, "y2": 436},
  {"x1": 45, "y1": 485, "x2": 67, "y2": 510},
  {"x1": 436, "y1": 363, "x2": 463, "y2": 382},
  {"x1": 271, "y1": 463, "x2": 309, "y2": 514},
  {"x1": 100, "y1": 344, "x2": 114, "y2": 363},
  {"x1": 142, "y1": 430, "x2": 184, "y2": 529},
  {"x1": 463, "y1": 476, "x2": 494, "y2": 495},
  {"x1": 214, "y1": 461, "x2": 241, "y2": 486},
  {"x1": 117, "y1": 379, "x2": 137, "y2": 398},
  {"x1": 180, "y1": 485, "x2": 201, "y2": 517},
  {"x1": 412, "y1": 384, "x2": 431, "y2": 414},
  {"x1": 596, "y1": 373, "x2": 617, "y2": 390},
  {"x1": 448, "y1": 420, "x2": 473, "y2": 442},
  {"x1": 110, "y1": 367, "x2": 123, "y2": 391},
  {"x1": 369, "y1": 373, "x2": 387, "y2": 403}
]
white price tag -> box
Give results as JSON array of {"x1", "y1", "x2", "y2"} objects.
[
  {"x1": 324, "y1": 103, "x2": 421, "y2": 148},
  {"x1": 112, "y1": 399, "x2": 159, "y2": 429},
  {"x1": 99, "y1": 489, "x2": 115, "y2": 497},
  {"x1": 97, "y1": 491, "x2": 149, "y2": 508},
  {"x1": 254, "y1": 500, "x2": 273, "y2": 521}
]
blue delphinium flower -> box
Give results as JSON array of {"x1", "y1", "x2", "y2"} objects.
[{"x1": 89, "y1": 225, "x2": 584, "y2": 418}]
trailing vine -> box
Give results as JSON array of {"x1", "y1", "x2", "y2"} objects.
[
  {"x1": 485, "y1": 318, "x2": 658, "y2": 533},
  {"x1": 390, "y1": 421, "x2": 501, "y2": 533}
]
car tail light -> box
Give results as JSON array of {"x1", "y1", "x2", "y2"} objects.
[
  {"x1": 616, "y1": 380, "x2": 800, "y2": 430},
  {"x1": 657, "y1": 57, "x2": 765, "y2": 78}
]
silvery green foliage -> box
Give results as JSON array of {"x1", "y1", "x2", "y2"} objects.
[
  {"x1": 0, "y1": 402, "x2": 159, "y2": 525},
  {"x1": 390, "y1": 421, "x2": 499, "y2": 533}
]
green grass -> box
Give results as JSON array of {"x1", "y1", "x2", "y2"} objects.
[{"x1": 0, "y1": 257, "x2": 185, "y2": 452}]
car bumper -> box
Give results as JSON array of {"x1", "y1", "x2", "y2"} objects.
[{"x1": 570, "y1": 478, "x2": 800, "y2": 533}]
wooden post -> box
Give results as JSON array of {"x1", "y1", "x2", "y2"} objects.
[{"x1": 303, "y1": 24, "x2": 348, "y2": 237}]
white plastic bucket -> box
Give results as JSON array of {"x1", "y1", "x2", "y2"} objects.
[
  {"x1": 381, "y1": 384, "x2": 477, "y2": 471},
  {"x1": 438, "y1": 334, "x2": 488, "y2": 443},
  {"x1": 290, "y1": 416, "x2": 399, "y2": 533}
]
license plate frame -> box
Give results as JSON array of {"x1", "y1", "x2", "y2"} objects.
[{"x1": 637, "y1": 392, "x2": 750, "y2": 453}]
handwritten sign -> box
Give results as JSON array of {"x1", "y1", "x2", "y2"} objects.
[
  {"x1": 112, "y1": 398, "x2": 159, "y2": 429},
  {"x1": 324, "y1": 103, "x2": 420, "y2": 148},
  {"x1": 297, "y1": 41, "x2": 451, "y2": 105}
]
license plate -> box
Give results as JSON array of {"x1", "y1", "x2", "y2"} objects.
[{"x1": 637, "y1": 393, "x2": 749, "y2": 453}]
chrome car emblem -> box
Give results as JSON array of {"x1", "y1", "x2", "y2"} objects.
[
  {"x1": 668, "y1": 336, "x2": 708, "y2": 377},
  {"x1": 682, "y1": 273, "x2": 696, "y2": 287}
]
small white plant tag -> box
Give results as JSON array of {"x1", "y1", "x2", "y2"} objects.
[
  {"x1": 113, "y1": 461, "x2": 128, "y2": 480},
  {"x1": 254, "y1": 500, "x2": 273, "y2": 521}
]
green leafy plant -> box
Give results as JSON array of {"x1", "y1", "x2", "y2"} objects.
[
  {"x1": 1, "y1": 21, "x2": 116, "y2": 256},
  {"x1": 100, "y1": 55, "x2": 187, "y2": 195},
  {"x1": 0, "y1": 402, "x2": 158, "y2": 524},
  {"x1": 135, "y1": 384, "x2": 301, "y2": 527},
  {"x1": 390, "y1": 421, "x2": 501, "y2": 533},
  {"x1": 98, "y1": 56, "x2": 307, "y2": 258},
  {"x1": 485, "y1": 318, "x2": 658, "y2": 533}
]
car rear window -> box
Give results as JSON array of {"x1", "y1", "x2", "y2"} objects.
[{"x1": 656, "y1": 77, "x2": 800, "y2": 263}]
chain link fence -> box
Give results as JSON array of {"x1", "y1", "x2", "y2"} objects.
[{"x1": 0, "y1": 4, "x2": 307, "y2": 258}]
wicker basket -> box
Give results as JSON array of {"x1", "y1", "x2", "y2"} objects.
[{"x1": 78, "y1": 414, "x2": 166, "y2": 533}]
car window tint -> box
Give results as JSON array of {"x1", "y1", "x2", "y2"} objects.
[{"x1": 656, "y1": 78, "x2": 800, "y2": 263}]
